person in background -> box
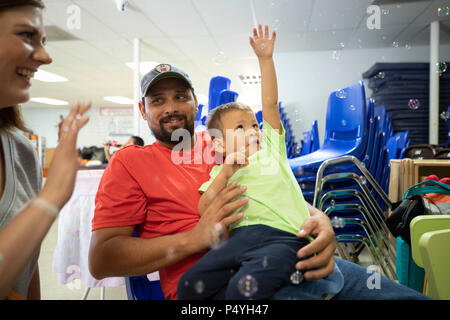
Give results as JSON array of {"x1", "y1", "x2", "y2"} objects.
[
  {"x1": 0, "y1": 0, "x2": 90, "y2": 299},
  {"x1": 104, "y1": 135, "x2": 145, "y2": 162}
]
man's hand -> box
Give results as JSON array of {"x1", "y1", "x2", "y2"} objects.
[
  {"x1": 295, "y1": 204, "x2": 336, "y2": 281},
  {"x1": 250, "y1": 24, "x2": 276, "y2": 60},
  {"x1": 190, "y1": 181, "x2": 247, "y2": 251}
]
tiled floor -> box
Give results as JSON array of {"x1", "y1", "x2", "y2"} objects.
[
  {"x1": 37, "y1": 216, "x2": 379, "y2": 300},
  {"x1": 38, "y1": 216, "x2": 128, "y2": 300}
]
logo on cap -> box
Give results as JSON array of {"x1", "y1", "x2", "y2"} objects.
[{"x1": 155, "y1": 64, "x2": 171, "y2": 73}]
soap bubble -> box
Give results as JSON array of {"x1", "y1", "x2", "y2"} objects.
[
  {"x1": 238, "y1": 275, "x2": 258, "y2": 297},
  {"x1": 392, "y1": 41, "x2": 399, "y2": 48},
  {"x1": 408, "y1": 98, "x2": 420, "y2": 110},
  {"x1": 437, "y1": 6, "x2": 449, "y2": 17},
  {"x1": 293, "y1": 109, "x2": 302, "y2": 122},
  {"x1": 262, "y1": 256, "x2": 268, "y2": 268},
  {"x1": 210, "y1": 223, "x2": 227, "y2": 249},
  {"x1": 349, "y1": 105, "x2": 356, "y2": 111},
  {"x1": 377, "y1": 71, "x2": 385, "y2": 79},
  {"x1": 437, "y1": 61, "x2": 447, "y2": 76},
  {"x1": 332, "y1": 50, "x2": 340, "y2": 61},
  {"x1": 336, "y1": 89, "x2": 347, "y2": 99},
  {"x1": 290, "y1": 270, "x2": 304, "y2": 285},
  {"x1": 194, "y1": 280, "x2": 205, "y2": 294},
  {"x1": 339, "y1": 42, "x2": 345, "y2": 48},
  {"x1": 166, "y1": 247, "x2": 175, "y2": 260},
  {"x1": 405, "y1": 44, "x2": 411, "y2": 50},
  {"x1": 382, "y1": 9, "x2": 389, "y2": 15},
  {"x1": 271, "y1": 19, "x2": 281, "y2": 31},
  {"x1": 341, "y1": 119, "x2": 347, "y2": 126},
  {"x1": 212, "y1": 51, "x2": 227, "y2": 65},
  {"x1": 360, "y1": 176, "x2": 367, "y2": 185},
  {"x1": 295, "y1": 167, "x2": 304, "y2": 176}
]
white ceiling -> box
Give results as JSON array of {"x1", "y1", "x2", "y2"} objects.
[{"x1": 23, "y1": 0, "x2": 450, "y2": 109}]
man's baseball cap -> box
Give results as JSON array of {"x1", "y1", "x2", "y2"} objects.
[{"x1": 140, "y1": 63, "x2": 193, "y2": 98}]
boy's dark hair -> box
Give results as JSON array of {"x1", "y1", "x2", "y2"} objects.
[
  {"x1": 131, "y1": 136, "x2": 145, "y2": 146},
  {"x1": 206, "y1": 102, "x2": 254, "y2": 138},
  {"x1": 0, "y1": 0, "x2": 45, "y2": 134}
]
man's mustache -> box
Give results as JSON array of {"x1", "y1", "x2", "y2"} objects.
[{"x1": 160, "y1": 114, "x2": 187, "y2": 124}]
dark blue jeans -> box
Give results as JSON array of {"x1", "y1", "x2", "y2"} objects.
[
  {"x1": 272, "y1": 258, "x2": 431, "y2": 300},
  {"x1": 178, "y1": 224, "x2": 309, "y2": 300}
]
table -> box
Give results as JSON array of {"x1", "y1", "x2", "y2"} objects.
[{"x1": 51, "y1": 169, "x2": 125, "y2": 294}]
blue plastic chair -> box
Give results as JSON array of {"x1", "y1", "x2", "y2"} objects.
[
  {"x1": 311, "y1": 120, "x2": 320, "y2": 152},
  {"x1": 255, "y1": 110, "x2": 263, "y2": 128},
  {"x1": 300, "y1": 131, "x2": 313, "y2": 156},
  {"x1": 125, "y1": 276, "x2": 165, "y2": 300},
  {"x1": 125, "y1": 231, "x2": 165, "y2": 300},
  {"x1": 289, "y1": 81, "x2": 368, "y2": 174},
  {"x1": 195, "y1": 104, "x2": 204, "y2": 128},
  {"x1": 208, "y1": 76, "x2": 231, "y2": 111},
  {"x1": 218, "y1": 89, "x2": 239, "y2": 106}
]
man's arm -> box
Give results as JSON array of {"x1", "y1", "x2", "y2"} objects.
[
  {"x1": 250, "y1": 24, "x2": 281, "y2": 131},
  {"x1": 295, "y1": 203, "x2": 336, "y2": 281},
  {"x1": 89, "y1": 181, "x2": 248, "y2": 279}
]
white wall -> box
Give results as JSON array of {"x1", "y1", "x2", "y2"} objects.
[
  {"x1": 22, "y1": 43, "x2": 450, "y2": 149},
  {"x1": 275, "y1": 44, "x2": 450, "y2": 145},
  {"x1": 22, "y1": 106, "x2": 155, "y2": 149}
]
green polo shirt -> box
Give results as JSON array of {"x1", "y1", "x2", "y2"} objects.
[{"x1": 199, "y1": 120, "x2": 310, "y2": 235}]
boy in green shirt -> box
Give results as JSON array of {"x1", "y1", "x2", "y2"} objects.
[{"x1": 178, "y1": 25, "x2": 312, "y2": 300}]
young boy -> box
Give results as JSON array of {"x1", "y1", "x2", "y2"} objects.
[{"x1": 177, "y1": 25, "x2": 312, "y2": 300}]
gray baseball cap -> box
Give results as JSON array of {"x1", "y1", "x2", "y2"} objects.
[{"x1": 140, "y1": 63, "x2": 193, "y2": 98}]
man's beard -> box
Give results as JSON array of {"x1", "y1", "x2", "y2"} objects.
[{"x1": 152, "y1": 114, "x2": 195, "y2": 144}]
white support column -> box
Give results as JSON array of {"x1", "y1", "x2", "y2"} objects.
[
  {"x1": 429, "y1": 21, "x2": 439, "y2": 144},
  {"x1": 133, "y1": 38, "x2": 141, "y2": 136}
]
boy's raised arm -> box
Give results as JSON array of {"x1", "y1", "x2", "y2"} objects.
[{"x1": 250, "y1": 24, "x2": 281, "y2": 132}]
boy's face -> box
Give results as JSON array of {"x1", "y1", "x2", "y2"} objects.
[{"x1": 217, "y1": 109, "x2": 261, "y2": 158}]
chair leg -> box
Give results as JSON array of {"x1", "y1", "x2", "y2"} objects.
[{"x1": 81, "y1": 287, "x2": 90, "y2": 300}]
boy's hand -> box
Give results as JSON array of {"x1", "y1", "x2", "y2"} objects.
[
  {"x1": 222, "y1": 152, "x2": 248, "y2": 179},
  {"x1": 250, "y1": 24, "x2": 276, "y2": 59}
]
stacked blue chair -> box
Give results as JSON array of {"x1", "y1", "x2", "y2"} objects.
[
  {"x1": 299, "y1": 120, "x2": 320, "y2": 156},
  {"x1": 255, "y1": 110, "x2": 263, "y2": 129},
  {"x1": 218, "y1": 89, "x2": 239, "y2": 106},
  {"x1": 290, "y1": 81, "x2": 369, "y2": 203},
  {"x1": 208, "y1": 76, "x2": 231, "y2": 111},
  {"x1": 278, "y1": 102, "x2": 302, "y2": 159},
  {"x1": 311, "y1": 120, "x2": 320, "y2": 152},
  {"x1": 195, "y1": 104, "x2": 204, "y2": 129},
  {"x1": 289, "y1": 81, "x2": 368, "y2": 175},
  {"x1": 362, "y1": 62, "x2": 450, "y2": 145},
  {"x1": 312, "y1": 156, "x2": 398, "y2": 279}
]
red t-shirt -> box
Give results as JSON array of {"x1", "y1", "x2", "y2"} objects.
[{"x1": 92, "y1": 131, "x2": 216, "y2": 300}]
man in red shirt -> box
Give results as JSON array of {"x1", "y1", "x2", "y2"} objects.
[
  {"x1": 89, "y1": 63, "x2": 337, "y2": 300},
  {"x1": 89, "y1": 63, "x2": 427, "y2": 300}
]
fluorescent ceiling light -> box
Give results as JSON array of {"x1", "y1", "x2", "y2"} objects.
[
  {"x1": 30, "y1": 97, "x2": 69, "y2": 105},
  {"x1": 126, "y1": 61, "x2": 159, "y2": 75},
  {"x1": 104, "y1": 96, "x2": 134, "y2": 104},
  {"x1": 34, "y1": 70, "x2": 68, "y2": 82}
]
